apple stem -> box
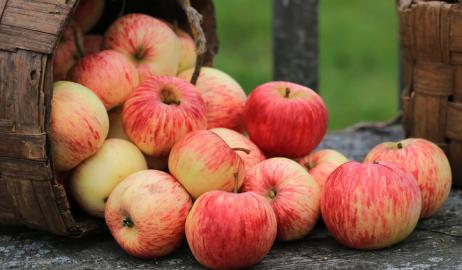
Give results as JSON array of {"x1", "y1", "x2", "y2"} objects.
[
  {"x1": 231, "y1": 147, "x2": 251, "y2": 155},
  {"x1": 373, "y1": 160, "x2": 380, "y2": 165},
  {"x1": 73, "y1": 29, "x2": 84, "y2": 59},
  {"x1": 397, "y1": 142, "x2": 403, "y2": 149},
  {"x1": 304, "y1": 163, "x2": 312, "y2": 171},
  {"x1": 118, "y1": 0, "x2": 127, "y2": 17},
  {"x1": 233, "y1": 173, "x2": 239, "y2": 193},
  {"x1": 122, "y1": 217, "x2": 134, "y2": 228},
  {"x1": 285, "y1": 88, "x2": 291, "y2": 98},
  {"x1": 268, "y1": 189, "x2": 277, "y2": 199}
]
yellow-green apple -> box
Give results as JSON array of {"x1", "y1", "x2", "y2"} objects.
[
  {"x1": 321, "y1": 161, "x2": 422, "y2": 250},
  {"x1": 185, "y1": 190, "x2": 277, "y2": 269},
  {"x1": 105, "y1": 170, "x2": 192, "y2": 259},
  {"x1": 53, "y1": 21, "x2": 83, "y2": 81},
  {"x1": 364, "y1": 138, "x2": 452, "y2": 218},
  {"x1": 168, "y1": 130, "x2": 245, "y2": 199},
  {"x1": 244, "y1": 81, "x2": 328, "y2": 158},
  {"x1": 123, "y1": 76, "x2": 206, "y2": 156},
  {"x1": 68, "y1": 50, "x2": 139, "y2": 110},
  {"x1": 242, "y1": 157, "x2": 320, "y2": 241},
  {"x1": 176, "y1": 29, "x2": 196, "y2": 73},
  {"x1": 210, "y1": 127, "x2": 265, "y2": 173},
  {"x1": 73, "y1": 0, "x2": 105, "y2": 33},
  {"x1": 103, "y1": 14, "x2": 181, "y2": 81},
  {"x1": 145, "y1": 155, "x2": 169, "y2": 171},
  {"x1": 107, "y1": 107, "x2": 129, "y2": 140},
  {"x1": 83, "y1": 34, "x2": 103, "y2": 55},
  {"x1": 297, "y1": 149, "x2": 349, "y2": 193},
  {"x1": 70, "y1": 139, "x2": 148, "y2": 217},
  {"x1": 51, "y1": 81, "x2": 109, "y2": 171},
  {"x1": 178, "y1": 67, "x2": 247, "y2": 131}
]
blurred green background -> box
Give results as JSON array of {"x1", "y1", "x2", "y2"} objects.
[{"x1": 213, "y1": 0, "x2": 399, "y2": 130}]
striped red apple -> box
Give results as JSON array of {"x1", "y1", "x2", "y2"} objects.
[
  {"x1": 244, "y1": 81, "x2": 328, "y2": 158},
  {"x1": 53, "y1": 21, "x2": 83, "y2": 81},
  {"x1": 364, "y1": 138, "x2": 451, "y2": 218},
  {"x1": 321, "y1": 161, "x2": 422, "y2": 250}
]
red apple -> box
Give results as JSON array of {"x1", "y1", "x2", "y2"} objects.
[
  {"x1": 103, "y1": 14, "x2": 181, "y2": 81},
  {"x1": 83, "y1": 34, "x2": 103, "y2": 55},
  {"x1": 53, "y1": 21, "x2": 83, "y2": 81},
  {"x1": 73, "y1": 0, "x2": 105, "y2": 33},
  {"x1": 210, "y1": 128, "x2": 265, "y2": 173},
  {"x1": 364, "y1": 138, "x2": 452, "y2": 218},
  {"x1": 244, "y1": 81, "x2": 328, "y2": 158},
  {"x1": 321, "y1": 161, "x2": 422, "y2": 250},
  {"x1": 123, "y1": 76, "x2": 206, "y2": 156},
  {"x1": 297, "y1": 149, "x2": 349, "y2": 193},
  {"x1": 51, "y1": 81, "x2": 109, "y2": 171},
  {"x1": 186, "y1": 191, "x2": 277, "y2": 269},
  {"x1": 176, "y1": 29, "x2": 196, "y2": 73},
  {"x1": 178, "y1": 67, "x2": 247, "y2": 131},
  {"x1": 68, "y1": 50, "x2": 139, "y2": 110},
  {"x1": 168, "y1": 130, "x2": 245, "y2": 199},
  {"x1": 242, "y1": 157, "x2": 320, "y2": 241},
  {"x1": 105, "y1": 170, "x2": 192, "y2": 259}
]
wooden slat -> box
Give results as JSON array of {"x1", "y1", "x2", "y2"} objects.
[
  {"x1": 411, "y1": 93, "x2": 447, "y2": 142},
  {"x1": 0, "y1": 177, "x2": 17, "y2": 222},
  {"x1": 446, "y1": 102, "x2": 462, "y2": 140},
  {"x1": 0, "y1": 157, "x2": 52, "y2": 179},
  {"x1": 0, "y1": 0, "x2": 8, "y2": 19},
  {"x1": 7, "y1": 0, "x2": 71, "y2": 14},
  {"x1": 0, "y1": 24, "x2": 56, "y2": 53},
  {"x1": 0, "y1": 133, "x2": 46, "y2": 160}
]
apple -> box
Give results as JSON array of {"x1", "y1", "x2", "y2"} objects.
[
  {"x1": 145, "y1": 155, "x2": 169, "y2": 171},
  {"x1": 364, "y1": 138, "x2": 452, "y2": 218},
  {"x1": 297, "y1": 149, "x2": 349, "y2": 193},
  {"x1": 176, "y1": 29, "x2": 196, "y2": 73},
  {"x1": 51, "y1": 81, "x2": 109, "y2": 171},
  {"x1": 244, "y1": 81, "x2": 328, "y2": 158},
  {"x1": 210, "y1": 128, "x2": 266, "y2": 173},
  {"x1": 178, "y1": 67, "x2": 247, "y2": 131},
  {"x1": 321, "y1": 161, "x2": 422, "y2": 250},
  {"x1": 123, "y1": 76, "x2": 206, "y2": 156},
  {"x1": 107, "y1": 107, "x2": 129, "y2": 140},
  {"x1": 103, "y1": 13, "x2": 181, "y2": 81},
  {"x1": 70, "y1": 139, "x2": 148, "y2": 217},
  {"x1": 242, "y1": 157, "x2": 320, "y2": 241},
  {"x1": 105, "y1": 170, "x2": 192, "y2": 259},
  {"x1": 53, "y1": 21, "x2": 83, "y2": 81},
  {"x1": 68, "y1": 50, "x2": 139, "y2": 110},
  {"x1": 186, "y1": 190, "x2": 277, "y2": 269},
  {"x1": 73, "y1": 0, "x2": 105, "y2": 33},
  {"x1": 83, "y1": 34, "x2": 103, "y2": 55},
  {"x1": 168, "y1": 130, "x2": 245, "y2": 199}
]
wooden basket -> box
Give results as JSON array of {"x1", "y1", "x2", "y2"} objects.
[
  {"x1": 398, "y1": 0, "x2": 462, "y2": 186},
  {"x1": 0, "y1": 0, "x2": 218, "y2": 237}
]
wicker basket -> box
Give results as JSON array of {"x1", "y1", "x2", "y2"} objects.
[
  {"x1": 0, "y1": 0, "x2": 218, "y2": 237},
  {"x1": 398, "y1": 0, "x2": 462, "y2": 186}
]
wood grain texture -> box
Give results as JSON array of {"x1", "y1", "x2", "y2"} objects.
[
  {"x1": 398, "y1": 0, "x2": 462, "y2": 185},
  {"x1": 272, "y1": 0, "x2": 318, "y2": 90}
]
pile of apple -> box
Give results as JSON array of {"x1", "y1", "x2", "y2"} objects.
[{"x1": 51, "y1": 1, "x2": 453, "y2": 269}]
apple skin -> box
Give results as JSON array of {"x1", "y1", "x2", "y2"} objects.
[
  {"x1": 73, "y1": 0, "x2": 105, "y2": 33},
  {"x1": 68, "y1": 50, "x2": 139, "y2": 110},
  {"x1": 103, "y1": 13, "x2": 181, "y2": 81},
  {"x1": 321, "y1": 161, "x2": 422, "y2": 250},
  {"x1": 364, "y1": 138, "x2": 452, "y2": 218},
  {"x1": 242, "y1": 157, "x2": 320, "y2": 241},
  {"x1": 105, "y1": 170, "x2": 192, "y2": 259},
  {"x1": 176, "y1": 29, "x2": 196, "y2": 73},
  {"x1": 123, "y1": 76, "x2": 207, "y2": 156},
  {"x1": 53, "y1": 21, "x2": 83, "y2": 81},
  {"x1": 178, "y1": 67, "x2": 247, "y2": 131},
  {"x1": 70, "y1": 139, "x2": 148, "y2": 218},
  {"x1": 83, "y1": 34, "x2": 103, "y2": 55},
  {"x1": 297, "y1": 149, "x2": 349, "y2": 193},
  {"x1": 185, "y1": 191, "x2": 277, "y2": 269},
  {"x1": 244, "y1": 81, "x2": 328, "y2": 158},
  {"x1": 168, "y1": 130, "x2": 245, "y2": 199},
  {"x1": 210, "y1": 128, "x2": 266, "y2": 173},
  {"x1": 51, "y1": 81, "x2": 109, "y2": 171}
]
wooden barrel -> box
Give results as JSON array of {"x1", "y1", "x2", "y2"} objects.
[
  {"x1": 0, "y1": 0, "x2": 218, "y2": 237},
  {"x1": 398, "y1": 0, "x2": 462, "y2": 186}
]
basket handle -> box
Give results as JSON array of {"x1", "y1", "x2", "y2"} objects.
[{"x1": 177, "y1": 0, "x2": 207, "y2": 85}]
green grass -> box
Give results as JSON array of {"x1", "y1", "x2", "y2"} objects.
[{"x1": 214, "y1": 0, "x2": 399, "y2": 130}]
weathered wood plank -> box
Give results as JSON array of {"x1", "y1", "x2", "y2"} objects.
[
  {"x1": 272, "y1": 0, "x2": 318, "y2": 90},
  {"x1": 0, "y1": 132, "x2": 46, "y2": 160},
  {"x1": 0, "y1": 24, "x2": 56, "y2": 53},
  {"x1": 0, "y1": 157, "x2": 52, "y2": 179}
]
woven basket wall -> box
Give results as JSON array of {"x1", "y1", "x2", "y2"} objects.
[
  {"x1": 0, "y1": 0, "x2": 218, "y2": 237},
  {"x1": 398, "y1": 0, "x2": 462, "y2": 186}
]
